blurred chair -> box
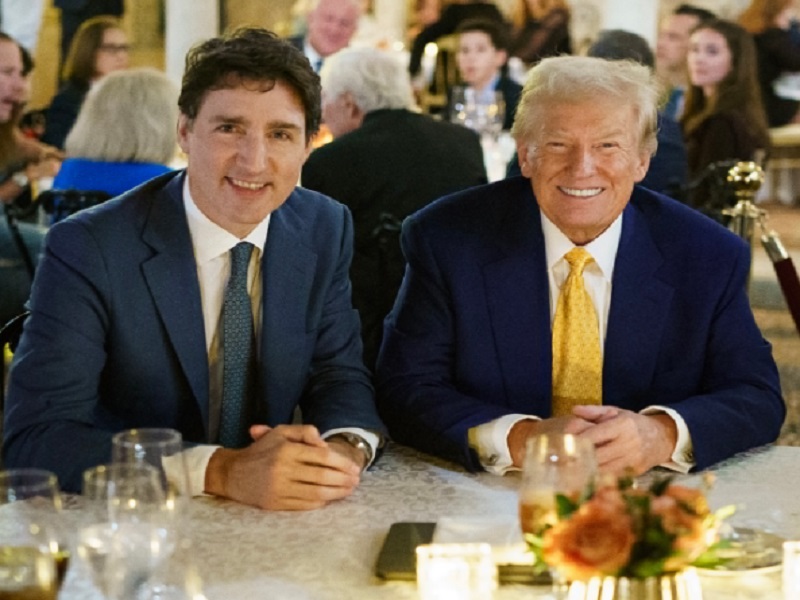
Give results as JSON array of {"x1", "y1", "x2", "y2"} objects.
[
  {"x1": 1, "y1": 311, "x2": 29, "y2": 413},
  {"x1": 760, "y1": 125, "x2": 800, "y2": 205},
  {"x1": 38, "y1": 189, "x2": 112, "y2": 224},
  {"x1": 419, "y1": 34, "x2": 461, "y2": 115}
]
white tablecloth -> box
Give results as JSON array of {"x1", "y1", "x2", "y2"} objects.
[{"x1": 56, "y1": 443, "x2": 799, "y2": 600}]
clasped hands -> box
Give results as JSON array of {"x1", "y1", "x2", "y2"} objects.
[
  {"x1": 508, "y1": 406, "x2": 679, "y2": 475},
  {"x1": 205, "y1": 424, "x2": 366, "y2": 511}
]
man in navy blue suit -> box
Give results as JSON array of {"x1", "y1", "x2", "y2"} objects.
[
  {"x1": 376, "y1": 56, "x2": 784, "y2": 477},
  {"x1": 4, "y1": 28, "x2": 385, "y2": 510}
]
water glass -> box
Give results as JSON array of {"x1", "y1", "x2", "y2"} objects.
[
  {"x1": 0, "y1": 469, "x2": 65, "y2": 598},
  {"x1": 111, "y1": 428, "x2": 190, "y2": 513}
]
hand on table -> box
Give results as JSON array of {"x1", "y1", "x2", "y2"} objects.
[
  {"x1": 507, "y1": 406, "x2": 677, "y2": 475},
  {"x1": 204, "y1": 424, "x2": 362, "y2": 511},
  {"x1": 571, "y1": 405, "x2": 678, "y2": 475},
  {"x1": 508, "y1": 414, "x2": 601, "y2": 468}
]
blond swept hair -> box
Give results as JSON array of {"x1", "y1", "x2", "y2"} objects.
[
  {"x1": 511, "y1": 55, "x2": 660, "y2": 157},
  {"x1": 65, "y1": 68, "x2": 178, "y2": 164}
]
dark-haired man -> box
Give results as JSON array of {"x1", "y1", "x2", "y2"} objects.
[{"x1": 4, "y1": 28, "x2": 385, "y2": 511}]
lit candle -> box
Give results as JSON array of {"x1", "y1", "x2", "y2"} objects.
[
  {"x1": 416, "y1": 543, "x2": 497, "y2": 600},
  {"x1": 784, "y1": 541, "x2": 800, "y2": 599}
]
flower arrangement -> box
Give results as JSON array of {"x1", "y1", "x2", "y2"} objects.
[{"x1": 525, "y1": 475, "x2": 732, "y2": 581}]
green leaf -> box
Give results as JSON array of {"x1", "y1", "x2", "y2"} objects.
[{"x1": 555, "y1": 493, "x2": 578, "y2": 518}]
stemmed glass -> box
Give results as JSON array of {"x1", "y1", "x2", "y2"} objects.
[
  {"x1": 0, "y1": 469, "x2": 66, "y2": 599},
  {"x1": 77, "y1": 463, "x2": 168, "y2": 598},
  {"x1": 110, "y1": 429, "x2": 203, "y2": 599},
  {"x1": 519, "y1": 434, "x2": 597, "y2": 594},
  {"x1": 111, "y1": 428, "x2": 191, "y2": 517}
]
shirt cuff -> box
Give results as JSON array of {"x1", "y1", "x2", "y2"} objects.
[
  {"x1": 468, "y1": 414, "x2": 539, "y2": 475},
  {"x1": 162, "y1": 444, "x2": 220, "y2": 497},
  {"x1": 322, "y1": 427, "x2": 381, "y2": 470},
  {"x1": 640, "y1": 405, "x2": 695, "y2": 473}
]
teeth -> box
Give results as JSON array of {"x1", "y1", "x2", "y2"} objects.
[
  {"x1": 230, "y1": 178, "x2": 264, "y2": 190},
  {"x1": 560, "y1": 187, "x2": 602, "y2": 197}
]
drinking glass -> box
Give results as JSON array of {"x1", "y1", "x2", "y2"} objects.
[
  {"x1": 519, "y1": 433, "x2": 597, "y2": 595},
  {"x1": 111, "y1": 428, "x2": 190, "y2": 515},
  {"x1": 0, "y1": 469, "x2": 65, "y2": 599},
  {"x1": 477, "y1": 91, "x2": 505, "y2": 139},
  {"x1": 519, "y1": 433, "x2": 597, "y2": 536},
  {"x1": 78, "y1": 463, "x2": 168, "y2": 597},
  {"x1": 449, "y1": 85, "x2": 475, "y2": 129}
]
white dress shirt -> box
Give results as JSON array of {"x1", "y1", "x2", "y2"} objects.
[
  {"x1": 469, "y1": 212, "x2": 694, "y2": 474},
  {"x1": 170, "y1": 178, "x2": 378, "y2": 496}
]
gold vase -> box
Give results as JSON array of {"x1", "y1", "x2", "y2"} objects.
[{"x1": 566, "y1": 568, "x2": 703, "y2": 600}]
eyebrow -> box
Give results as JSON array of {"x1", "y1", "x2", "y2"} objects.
[{"x1": 208, "y1": 115, "x2": 303, "y2": 131}]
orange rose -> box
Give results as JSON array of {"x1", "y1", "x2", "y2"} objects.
[
  {"x1": 651, "y1": 488, "x2": 708, "y2": 569},
  {"x1": 542, "y1": 500, "x2": 635, "y2": 580}
]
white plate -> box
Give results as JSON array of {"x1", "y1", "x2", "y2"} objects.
[{"x1": 697, "y1": 527, "x2": 784, "y2": 576}]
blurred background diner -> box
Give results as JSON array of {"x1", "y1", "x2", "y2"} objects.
[
  {"x1": 2, "y1": 0, "x2": 800, "y2": 462},
  {"x1": 51, "y1": 67, "x2": 177, "y2": 203},
  {"x1": 41, "y1": 15, "x2": 129, "y2": 149}
]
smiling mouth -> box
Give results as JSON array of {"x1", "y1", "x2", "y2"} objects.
[
  {"x1": 559, "y1": 186, "x2": 603, "y2": 197},
  {"x1": 229, "y1": 177, "x2": 266, "y2": 191}
]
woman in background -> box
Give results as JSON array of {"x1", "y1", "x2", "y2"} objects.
[
  {"x1": 739, "y1": 0, "x2": 800, "y2": 127},
  {"x1": 41, "y1": 15, "x2": 129, "y2": 149},
  {"x1": 509, "y1": 0, "x2": 571, "y2": 66},
  {"x1": 0, "y1": 32, "x2": 59, "y2": 325},
  {"x1": 681, "y1": 19, "x2": 770, "y2": 209},
  {"x1": 52, "y1": 67, "x2": 178, "y2": 198}
]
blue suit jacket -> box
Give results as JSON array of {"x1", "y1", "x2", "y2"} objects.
[
  {"x1": 4, "y1": 171, "x2": 385, "y2": 491},
  {"x1": 375, "y1": 177, "x2": 784, "y2": 472}
]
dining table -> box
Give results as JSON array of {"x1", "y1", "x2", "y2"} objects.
[{"x1": 56, "y1": 442, "x2": 799, "y2": 600}]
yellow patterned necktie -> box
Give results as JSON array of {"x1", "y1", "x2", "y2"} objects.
[{"x1": 551, "y1": 247, "x2": 602, "y2": 416}]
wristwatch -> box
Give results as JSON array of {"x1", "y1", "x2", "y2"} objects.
[
  {"x1": 328, "y1": 432, "x2": 373, "y2": 467},
  {"x1": 11, "y1": 171, "x2": 29, "y2": 188}
]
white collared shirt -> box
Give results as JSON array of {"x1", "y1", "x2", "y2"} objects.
[{"x1": 469, "y1": 211, "x2": 694, "y2": 474}]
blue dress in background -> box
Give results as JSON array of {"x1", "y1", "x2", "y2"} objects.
[{"x1": 53, "y1": 159, "x2": 173, "y2": 197}]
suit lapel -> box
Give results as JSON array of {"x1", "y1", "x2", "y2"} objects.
[
  {"x1": 258, "y1": 194, "x2": 316, "y2": 424},
  {"x1": 140, "y1": 174, "x2": 211, "y2": 434},
  {"x1": 482, "y1": 183, "x2": 553, "y2": 413},
  {"x1": 604, "y1": 201, "x2": 674, "y2": 407}
]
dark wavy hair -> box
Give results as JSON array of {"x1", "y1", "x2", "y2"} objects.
[
  {"x1": 681, "y1": 19, "x2": 769, "y2": 149},
  {"x1": 178, "y1": 28, "x2": 321, "y2": 141}
]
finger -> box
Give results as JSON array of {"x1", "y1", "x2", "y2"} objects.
[
  {"x1": 274, "y1": 477, "x2": 358, "y2": 508},
  {"x1": 561, "y1": 417, "x2": 597, "y2": 436},
  {"x1": 296, "y1": 443, "x2": 362, "y2": 476},
  {"x1": 249, "y1": 424, "x2": 271, "y2": 440},
  {"x1": 273, "y1": 424, "x2": 327, "y2": 447},
  {"x1": 572, "y1": 405, "x2": 620, "y2": 422},
  {"x1": 285, "y1": 460, "x2": 361, "y2": 490}
]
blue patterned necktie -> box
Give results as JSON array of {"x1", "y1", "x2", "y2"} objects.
[{"x1": 218, "y1": 242, "x2": 256, "y2": 448}]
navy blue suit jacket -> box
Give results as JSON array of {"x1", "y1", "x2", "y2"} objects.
[
  {"x1": 4, "y1": 171, "x2": 385, "y2": 491},
  {"x1": 375, "y1": 177, "x2": 784, "y2": 472}
]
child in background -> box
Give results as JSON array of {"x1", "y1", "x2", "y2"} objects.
[{"x1": 451, "y1": 18, "x2": 521, "y2": 131}]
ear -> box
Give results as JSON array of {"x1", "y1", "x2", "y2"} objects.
[
  {"x1": 633, "y1": 150, "x2": 651, "y2": 183},
  {"x1": 516, "y1": 140, "x2": 534, "y2": 178},
  {"x1": 176, "y1": 114, "x2": 192, "y2": 155}
]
